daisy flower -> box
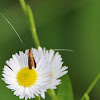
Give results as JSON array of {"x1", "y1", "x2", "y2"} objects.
[
  {"x1": 32, "y1": 47, "x2": 68, "y2": 98},
  {"x1": 2, "y1": 49, "x2": 51, "y2": 100}
]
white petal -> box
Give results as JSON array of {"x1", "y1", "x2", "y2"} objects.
[{"x1": 41, "y1": 91, "x2": 45, "y2": 99}]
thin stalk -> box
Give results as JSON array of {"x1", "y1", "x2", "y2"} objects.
[
  {"x1": 81, "y1": 73, "x2": 100, "y2": 100},
  {"x1": 19, "y1": 0, "x2": 40, "y2": 48},
  {"x1": 19, "y1": 0, "x2": 28, "y2": 21},
  {"x1": 47, "y1": 89, "x2": 58, "y2": 100},
  {"x1": 27, "y1": 5, "x2": 40, "y2": 47}
]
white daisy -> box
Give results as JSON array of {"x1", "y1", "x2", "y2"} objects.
[
  {"x1": 31, "y1": 47, "x2": 68, "y2": 97},
  {"x1": 2, "y1": 49, "x2": 51, "y2": 100}
]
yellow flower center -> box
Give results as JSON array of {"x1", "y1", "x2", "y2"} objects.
[{"x1": 17, "y1": 68, "x2": 37, "y2": 87}]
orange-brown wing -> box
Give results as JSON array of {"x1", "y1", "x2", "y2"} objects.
[{"x1": 28, "y1": 49, "x2": 36, "y2": 69}]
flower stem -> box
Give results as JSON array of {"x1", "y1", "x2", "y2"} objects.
[
  {"x1": 37, "y1": 95, "x2": 41, "y2": 100},
  {"x1": 47, "y1": 89, "x2": 58, "y2": 100},
  {"x1": 19, "y1": 0, "x2": 40, "y2": 48},
  {"x1": 81, "y1": 73, "x2": 100, "y2": 100}
]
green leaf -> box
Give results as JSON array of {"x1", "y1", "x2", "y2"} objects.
[
  {"x1": 84, "y1": 94, "x2": 90, "y2": 100},
  {"x1": 57, "y1": 74, "x2": 73, "y2": 100}
]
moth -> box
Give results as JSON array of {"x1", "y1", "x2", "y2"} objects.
[
  {"x1": 0, "y1": 13, "x2": 72, "y2": 70},
  {"x1": 28, "y1": 49, "x2": 36, "y2": 69}
]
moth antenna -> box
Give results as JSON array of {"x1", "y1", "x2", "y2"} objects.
[
  {"x1": 53, "y1": 49, "x2": 74, "y2": 52},
  {"x1": 0, "y1": 12, "x2": 26, "y2": 46}
]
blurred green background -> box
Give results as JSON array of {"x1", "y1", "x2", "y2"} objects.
[{"x1": 0, "y1": 0, "x2": 100, "y2": 100}]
